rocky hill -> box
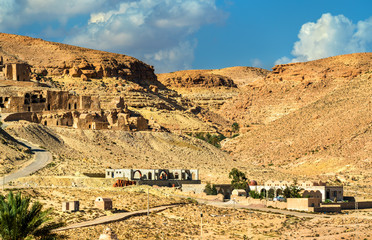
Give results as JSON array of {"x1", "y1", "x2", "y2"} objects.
[
  {"x1": 209, "y1": 66, "x2": 270, "y2": 86},
  {"x1": 221, "y1": 53, "x2": 372, "y2": 184},
  {"x1": 157, "y1": 70, "x2": 237, "y2": 89},
  {"x1": 157, "y1": 66, "x2": 269, "y2": 89},
  {"x1": 0, "y1": 33, "x2": 157, "y2": 86}
]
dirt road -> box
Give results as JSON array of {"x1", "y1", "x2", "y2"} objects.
[{"x1": 55, "y1": 204, "x2": 178, "y2": 232}]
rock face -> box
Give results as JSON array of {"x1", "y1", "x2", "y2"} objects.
[
  {"x1": 266, "y1": 52, "x2": 372, "y2": 82},
  {"x1": 0, "y1": 33, "x2": 157, "y2": 86},
  {"x1": 157, "y1": 70, "x2": 237, "y2": 88},
  {"x1": 157, "y1": 67, "x2": 269, "y2": 89}
]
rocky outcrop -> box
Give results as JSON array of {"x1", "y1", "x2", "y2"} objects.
[
  {"x1": 266, "y1": 53, "x2": 372, "y2": 82},
  {"x1": 0, "y1": 33, "x2": 158, "y2": 86},
  {"x1": 157, "y1": 70, "x2": 237, "y2": 88}
]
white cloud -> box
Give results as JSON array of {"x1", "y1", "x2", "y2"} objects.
[
  {"x1": 0, "y1": 0, "x2": 117, "y2": 28},
  {"x1": 277, "y1": 13, "x2": 372, "y2": 65},
  {"x1": 66, "y1": 0, "x2": 226, "y2": 73},
  {"x1": 144, "y1": 41, "x2": 197, "y2": 73},
  {"x1": 250, "y1": 58, "x2": 263, "y2": 68},
  {"x1": 0, "y1": 0, "x2": 225, "y2": 73}
]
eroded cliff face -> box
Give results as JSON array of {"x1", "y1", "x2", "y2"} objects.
[
  {"x1": 157, "y1": 70, "x2": 237, "y2": 88},
  {"x1": 0, "y1": 33, "x2": 158, "y2": 86},
  {"x1": 266, "y1": 52, "x2": 372, "y2": 82}
]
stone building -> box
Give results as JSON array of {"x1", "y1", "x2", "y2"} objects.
[
  {"x1": 1, "y1": 91, "x2": 148, "y2": 131},
  {"x1": 105, "y1": 168, "x2": 199, "y2": 181},
  {"x1": 0, "y1": 57, "x2": 31, "y2": 81},
  {"x1": 62, "y1": 201, "x2": 80, "y2": 212},
  {"x1": 0, "y1": 90, "x2": 100, "y2": 113},
  {"x1": 95, "y1": 197, "x2": 112, "y2": 210},
  {"x1": 250, "y1": 180, "x2": 343, "y2": 202}
]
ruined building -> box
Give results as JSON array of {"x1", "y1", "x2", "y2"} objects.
[
  {"x1": 0, "y1": 56, "x2": 31, "y2": 81},
  {"x1": 1, "y1": 89, "x2": 148, "y2": 131}
]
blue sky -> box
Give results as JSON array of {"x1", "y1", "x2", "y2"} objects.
[{"x1": 1, "y1": 0, "x2": 372, "y2": 73}]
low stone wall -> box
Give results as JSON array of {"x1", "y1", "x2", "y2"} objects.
[
  {"x1": 138, "y1": 179, "x2": 201, "y2": 188},
  {"x1": 182, "y1": 183, "x2": 206, "y2": 194},
  {"x1": 313, "y1": 205, "x2": 341, "y2": 213},
  {"x1": 266, "y1": 200, "x2": 287, "y2": 209},
  {"x1": 321, "y1": 201, "x2": 372, "y2": 210}
]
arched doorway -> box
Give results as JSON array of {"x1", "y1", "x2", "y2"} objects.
[
  {"x1": 159, "y1": 170, "x2": 168, "y2": 180},
  {"x1": 133, "y1": 170, "x2": 142, "y2": 180},
  {"x1": 148, "y1": 172, "x2": 152, "y2": 180},
  {"x1": 174, "y1": 172, "x2": 179, "y2": 179},
  {"x1": 260, "y1": 189, "x2": 267, "y2": 198},
  {"x1": 268, "y1": 188, "x2": 275, "y2": 199},
  {"x1": 276, "y1": 189, "x2": 283, "y2": 197}
]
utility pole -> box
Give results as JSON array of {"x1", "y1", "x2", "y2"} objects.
[{"x1": 200, "y1": 211, "x2": 203, "y2": 240}]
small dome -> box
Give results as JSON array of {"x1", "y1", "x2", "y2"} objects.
[{"x1": 249, "y1": 180, "x2": 258, "y2": 186}]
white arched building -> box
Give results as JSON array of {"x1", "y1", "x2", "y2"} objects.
[{"x1": 250, "y1": 180, "x2": 343, "y2": 202}]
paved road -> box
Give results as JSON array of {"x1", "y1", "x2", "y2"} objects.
[
  {"x1": 1, "y1": 139, "x2": 52, "y2": 185},
  {"x1": 55, "y1": 204, "x2": 178, "y2": 232}
]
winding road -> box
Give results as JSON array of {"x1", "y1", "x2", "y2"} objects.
[{"x1": 1, "y1": 138, "x2": 53, "y2": 185}]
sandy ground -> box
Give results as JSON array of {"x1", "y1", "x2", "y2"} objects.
[{"x1": 1, "y1": 185, "x2": 372, "y2": 239}]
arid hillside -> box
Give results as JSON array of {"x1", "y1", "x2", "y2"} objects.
[
  {"x1": 0, "y1": 33, "x2": 157, "y2": 86},
  {"x1": 0, "y1": 127, "x2": 31, "y2": 174},
  {"x1": 221, "y1": 53, "x2": 372, "y2": 185},
  {"x1": 0, "y1": 33, "x2": 371, "y2": 189}
]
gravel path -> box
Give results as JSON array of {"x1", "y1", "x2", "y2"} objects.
[{"x1": 55, "y1": 204, "x2": 178, "y2": 232}]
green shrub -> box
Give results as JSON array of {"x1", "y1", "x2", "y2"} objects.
[{"x1": 204, "y1": 182, "x2": 217, "y2": 195}]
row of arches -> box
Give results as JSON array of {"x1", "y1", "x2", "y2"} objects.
[
  {"x1": 260, "y1": 188, "x2": 283, "y2": 198},
  {"x1": 132, "y1": 170, "x2": 169, "y2": 180}
]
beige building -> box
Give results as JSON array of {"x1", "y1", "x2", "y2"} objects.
[
  {"x1": 250, "y1": 180, "x2": 343, "y2": 202},
  {"x1": 0, "y1": 57, "x2": 31, "y2": 81},
  {"x1": 95, "y1": 197, "x2": 113, "y2": 210}
]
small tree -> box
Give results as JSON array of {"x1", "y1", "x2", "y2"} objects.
[
  {"x1": 249, "y1": 191, "x2": 262, "y2": 199},
  {"x1": 283, "y1": 185, "x2": 303, "y2": 198},
  {"x1": 229, "y1": 168, "x2": 248, "y2": 191},
  {"x1": 0, "y1": 192, "x2": 64, "y2": 240},
  {"x1": 232, "y1": 122, "x2": 239, "y2": 132},
  {"x1": 204, "y1": 182, "x2": 217, "y2": 195},
  {"x1": 268, "y1": 189, "x2": 275, "y2": 199}
]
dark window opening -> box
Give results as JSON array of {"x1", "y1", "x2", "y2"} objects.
[
  {"x1": 44, "y1": 121, "x2": 47, "y2": 126},
  {"x1": 47, "y1": 104, "x2": 51, "y2": 111},
  {"x1": 74, "y1": 103, "x2": 77, "y2": 109},
  {"x1": 68, "y1": 103, "x2": 71, "y2": 110},
  {"x1": 27, "y1": 106, "x2": 31, "y2": 112}
]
